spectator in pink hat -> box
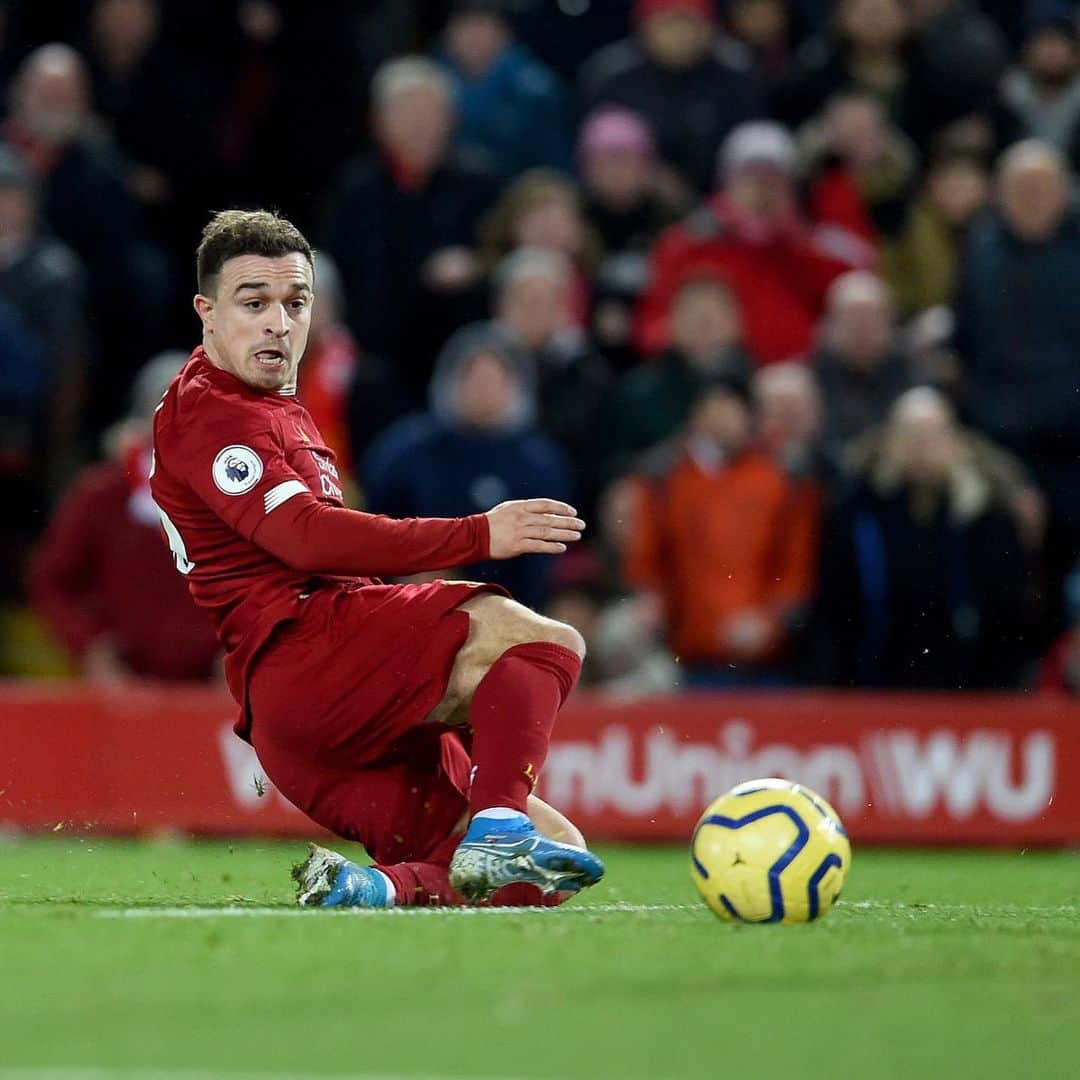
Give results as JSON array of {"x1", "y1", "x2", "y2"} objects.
[
  {"x1": 579, "y1": 0, "x2": 762, "y2": 194},
  {"x1": 578, "y1": 106, "x2": 687, "y2": 369}
]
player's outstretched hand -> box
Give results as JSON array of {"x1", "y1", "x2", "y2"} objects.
[{"x1": 486, "y1": 499, "x2": 585, "y2": 559}]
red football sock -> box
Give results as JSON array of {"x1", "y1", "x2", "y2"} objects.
[
  {"x1": 375, "y1": 861, "x2": 561, "y2": 908},
  {"x1": 466, "y1": 641, "x2": 582, "y2": 817}
]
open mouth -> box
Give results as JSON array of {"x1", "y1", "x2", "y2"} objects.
[{"x1": 254, "y1": 348, "x2": 286, "y2": 368}]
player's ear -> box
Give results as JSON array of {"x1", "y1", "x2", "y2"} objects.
[{"x1": 193, "y1": 293, "x2": 215, "y2": 332}]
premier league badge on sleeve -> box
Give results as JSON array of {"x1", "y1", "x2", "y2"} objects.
[{"x1": 212, "y1": 445, "x2": 264, "y2": 495}]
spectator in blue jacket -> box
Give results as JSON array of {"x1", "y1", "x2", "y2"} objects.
[
  {"x1": 438, "y1": 0, "x2": 572, "y2": 182},
  {"x1": 363, "y1": 323, "x2": 574, "y2": 611}
]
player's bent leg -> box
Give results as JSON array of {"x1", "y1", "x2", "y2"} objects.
[
  {"x1": 438, "y1": 596, "x2": 604, "y2": 902},
  {"x1": 427, "y1": 594, "x2": 585, "y2": 727}
]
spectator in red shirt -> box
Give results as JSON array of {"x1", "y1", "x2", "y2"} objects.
[
  {"x1": 635, "y1": 120, "x2": 874, "y2": 365},
  {"x1": 28, "y1": 350, "x2": 221, "y2": 681}
]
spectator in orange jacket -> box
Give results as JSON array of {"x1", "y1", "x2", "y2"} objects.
[
  {"x1": 623, "y1": 373, "x2": 820, "y2": 685},
  {"x1": 635, "y1": 120, "x2": 875, "y2": 365},
  {"x1": 28, "y1": 351, "x2": 221, "y2": 682}
]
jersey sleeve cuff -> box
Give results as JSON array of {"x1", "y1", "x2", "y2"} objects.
[{"x1": 468, "y1": 512, "x2": 491, "y2": 561}]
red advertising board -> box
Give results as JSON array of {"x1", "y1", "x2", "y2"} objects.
[
  {"x1": 549, "y1": 693, "x2": 1079, "y2": 844},
  {"x1": 2, "y1": 684, "x2": 1078, "y2": 844}
]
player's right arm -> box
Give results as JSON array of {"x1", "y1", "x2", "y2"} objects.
[
  {"x1": 163, "y1": 399, "x2": 580, "y2": 577},
  {"x1": 256, "y1": 495, "x2": 583, "y2": 575}
]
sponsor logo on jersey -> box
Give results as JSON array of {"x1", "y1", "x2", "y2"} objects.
[{"x1": 212, "y1": 445, "x2": 263, "y2": 495}]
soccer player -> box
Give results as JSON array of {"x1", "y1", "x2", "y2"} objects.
[{"x1": 150, "y1": 209, "x2": 604, "y2": 908}]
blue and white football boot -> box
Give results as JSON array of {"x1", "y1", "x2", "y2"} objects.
[
  {"x1": 448, "y1": 811, "x2": 605, "y2": 903},
  {"x1": 292, "y1": 844, "x2": 393, "y2": 908}
]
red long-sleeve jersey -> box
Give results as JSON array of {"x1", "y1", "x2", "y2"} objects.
[{"x1": 150, "y1": 348, "x2": 489, "y2": 705}]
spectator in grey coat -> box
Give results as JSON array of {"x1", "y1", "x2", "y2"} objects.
[
  {"x1": 811, "y1": 271, "x2": 913, "y2": 467},
  {"x1": 492, "y1": 247, "x2": 611, "y2": 516},
  {"x1": 954, "y1": 139, "x2": 1080, "y2": 635}
]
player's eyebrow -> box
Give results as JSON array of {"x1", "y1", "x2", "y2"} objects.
[{"x1": 233, "y1": 281, "x2": 312, "y2": 296}]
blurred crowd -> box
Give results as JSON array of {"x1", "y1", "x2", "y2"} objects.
[{"x1": 7, "y1": 0, "x2": 1080, "y2": 696}]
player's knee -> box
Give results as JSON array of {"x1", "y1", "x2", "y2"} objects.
[
  {"x1": 499, "y1": 608, "x2": 585, "y2": 660},
  {"x1": 536, "y1": 619, "x2": 587, "y2": 660},
  {"x1": 459, "y1": 595, "x2": 586, "y2": 669}
]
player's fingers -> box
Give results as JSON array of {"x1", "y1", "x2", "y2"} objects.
[
  {"x1": 534, "y1": 513, "x2": 585, "y2": 530},
  {"x1": 518, "y1": 539, "x2": 568, "y2": 555},
  {"x1": 525, "y1": 514, "x2": 584, "y2": 536},
  {"x1": 529, "y1": 527, "x2": 581, "y2": 544},
  {"x1": 522, "y1": 499, "x2": 578, "y2": 518}
]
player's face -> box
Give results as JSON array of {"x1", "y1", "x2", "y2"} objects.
[{"x1": 196, "y1": 253, "x2": 314, "y2": 393}]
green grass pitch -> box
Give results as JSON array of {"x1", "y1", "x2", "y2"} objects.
[{"x1": 1, "y1": 838, "x2": 1078, "y2": 1080}]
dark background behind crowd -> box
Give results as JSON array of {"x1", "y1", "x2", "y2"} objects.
[{"x1": 7, "y1": 0, "x2": 1080, "y2": 697}]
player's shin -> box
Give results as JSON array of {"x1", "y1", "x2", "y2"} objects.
[{"x1": 466, "y1": 641, "x2": 581, "y2": 817}]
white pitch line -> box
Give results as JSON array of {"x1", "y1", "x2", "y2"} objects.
[
  {"x1": 0, "y1": 1071, "x2": 503, "y2": 1080},
  {"x1": 85, "y1": 900, "x2": 1080, "y2": 920},
  {"x1": 93, "y1": 902, "x2": 697, "y2": 920},
  {"x1": 847, "y1": 900, "x2": 1080, "y2": 915}
]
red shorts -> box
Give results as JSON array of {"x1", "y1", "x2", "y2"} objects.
[{"x1": 247, "y1": 579, "x2": 502, "y2": 864}]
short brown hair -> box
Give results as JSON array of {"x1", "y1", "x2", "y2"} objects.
[{"x1": 196, "y1": 209, "x2": 313, "y2": 295}]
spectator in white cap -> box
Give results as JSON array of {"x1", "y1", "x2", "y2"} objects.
[{"x1": 635, "y1": 120, "x2": 874, "y2": 366}]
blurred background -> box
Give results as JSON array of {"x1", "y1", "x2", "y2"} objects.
[
  {"x1": 4, "y1": 9, "x2": 1078, "y2": 1067},
  {"x1": 2, "y1": 0, "x2": 1080, "y2": 702}
]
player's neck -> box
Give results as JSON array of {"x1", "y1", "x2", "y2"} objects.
[{"x1": 202, "y1": 335, "x2": 225, "y2": 372}]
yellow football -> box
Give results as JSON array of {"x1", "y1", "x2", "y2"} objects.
[{"x1": 690, "y1": 778, "x2": 851, "y2": 923}]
